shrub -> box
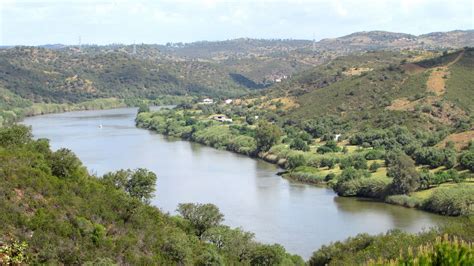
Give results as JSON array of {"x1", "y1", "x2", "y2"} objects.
[
  {"x1": 317, "y1": 140, "x2": 340, "y2": 154},
  {"x1": 286, "y1": 171, "x2": 325, "y2": 184},
  {"x1": 249, "y1": 244, "x2": 286, "y2": 266},
  {"x1": 287, "y1": 154, "x2": 306, "y2": 169},
  {"x1": 460, "y1": 151, "x2": 474, "y2": 172},
  {"x1": 50, "y1": 148, "x2": 87, "y2": 179},
  {"x1": 290, "y1": 138, "x2": 310, "y2": 151},
  {"x1": 423, "y1": 186, "x2": 474, "y2": 216},
  {"x1": 352, "y1": 155, "x2": 368, "y2": 170},
  {"x1": 364, "y1": 149, "x2": 385, "y2": 160},
  {"x1": 334, "y1": 177, "x2": 391, "y2": 198},
  {"x1": 367, "y1": 236, "x2": 474, "y2": 265},
  {"x1": 385, "y1": 195, "x2": 423, "y2": 208},
  {"x1": 369, "y1": 162, "x2": 381, "y2": 172},
  {"x1": 320, "y1": 157, "x2": 337, "y2": 169},
  {"x1": 137, "y1": 103, "x2": 150, "y2": 113}
]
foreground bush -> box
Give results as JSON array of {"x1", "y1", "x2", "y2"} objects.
[
  {"x1": 367, "y1": 235, "x2": 474, "y2": 265},
  {"x1": 309, "y1": 227, "x2": 474, "y2": 266}
]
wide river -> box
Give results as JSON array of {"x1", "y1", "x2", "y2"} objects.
[{"x1": 23, "y1": 107, "x2": 452, "y2": 259}]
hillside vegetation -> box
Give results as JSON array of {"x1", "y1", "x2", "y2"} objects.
[
  {"x1": 284, "y1": 48, "x2": 473, "y2": 130},
  {"x1": 0, "y1": 125, "x2": 303, "y2": 265}
]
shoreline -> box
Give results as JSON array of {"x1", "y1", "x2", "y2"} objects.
[{"x1": 135, "y1": 119, "x2": 457, "y2": 218}]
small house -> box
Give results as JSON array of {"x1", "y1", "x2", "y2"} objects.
[
  {"x1": 224, "y1": 99, "x2": 233, "y2": 104},
  {"x1": 202, "y1": 98, "x2": 214, "y2": 104}
]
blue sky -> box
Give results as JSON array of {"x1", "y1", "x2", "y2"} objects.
[{"x1": 1, "y1": 0, "x2": 473, "y2": 45}]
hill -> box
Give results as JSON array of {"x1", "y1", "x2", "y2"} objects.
[
  {"x1": 0, "y1": 47, "x2": 254, "y2": 104},
  {"x1": 315, "y1": 30, "x2": 474, "y2": 52},
  {"x1": 282, "y1": 48, "x2": 473, "y2": 130}
]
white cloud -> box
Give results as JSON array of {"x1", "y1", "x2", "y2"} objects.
[{"x1": 0, "y1": 0, "x2": 472, "y2": 45}]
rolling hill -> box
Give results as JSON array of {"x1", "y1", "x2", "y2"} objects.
[{"x1": 277, "y1": 48, "x2": 473, "y2": 130}]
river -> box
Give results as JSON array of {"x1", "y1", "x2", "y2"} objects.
[{"x1": 22, "y1": 107, "x2": 452, "y2": 259}]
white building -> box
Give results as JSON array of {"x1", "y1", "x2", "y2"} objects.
[
  {"x1": 202, "y1": 98, "x2": 214, "y2": 104},
  {"x1": 224, "y1": 99, "x2": 233, "y2": 104}
]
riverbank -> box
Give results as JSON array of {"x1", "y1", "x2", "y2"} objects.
[
  {"x1": 24, "y1": 107, "x2": 457, "y2": 260},
  {"x1": 1, "y1": 95, "x2": 196, "y2": 128},
  {"x1": 135, "y1": 107, "x2": 474, "y2": 217},
  {"x1": 1, "y1": 98, "x2": 127, "y2": 127}
]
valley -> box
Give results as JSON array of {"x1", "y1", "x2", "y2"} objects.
[{"x1": 1, "y1": 29, "x2": 473, "y2": 265}]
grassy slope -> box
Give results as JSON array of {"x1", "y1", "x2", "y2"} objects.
[
  {"x1": 285, "y1": 48, "x2": 472, "y2": 130},
  {"x1": 445, "y1": 48, "x2": 474, "y2": 112}
]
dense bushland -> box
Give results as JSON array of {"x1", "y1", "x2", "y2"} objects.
[{"x1": 0, "y1": 125, "x2": 302, "y2": 265}]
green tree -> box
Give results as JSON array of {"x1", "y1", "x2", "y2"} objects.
[
  {"x1": 50, "y1": 148, "x2": 86, "y2": 179},
  {"x1": 103, "y1": 168, "x2": 157, "y2": 203},
  {"x1": 126, "y1": 168, "x2": 157, "y2": 204},
  {"x1": 254, "y1": 121, "x2": 282, "y2": 152},
  {"x1": 0, "y1": 125, "x2": 32, "y2": 147},
  {"x1": 290, "y1": 138, "x2": 309, "y2": 151},
  {"x1": 202, "y1": 225, "x2": 255, "y2": 262},
  {"x1": 249, "y1": 244, "x2": 286, "y2": 266},
  {"x1": 388, "y1": 154, "x2": 420, "y2": 194},
  {"x1": 137, "y1": 103, "x2": 150, "y2": 114},
  {"x1": 460, "y1": 151, "x2": 474, "y2": 172},
  {"x1": 177, "y1": 203, "x2": 224, "y2": 237},
  {"x1": 102, "y1": 169, "x2": 130, "y2": 190}
]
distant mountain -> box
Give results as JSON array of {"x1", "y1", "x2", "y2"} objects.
[
  {"x1": 315, "y1": 30, "x2": 474, "y2": 52},
  {"x1": 0, "y1": 47, "x2": 252, "y2": 104}
]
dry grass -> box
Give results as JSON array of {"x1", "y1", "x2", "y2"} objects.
[
  {"x1": 342, "y1": 67, "x2": 373, "y2": 76},
  {"x1": 426, "y1": 68, "x2": 448, "y2": 96},
  {"x1": 437, "y1": 130, "x2": 474, "y2": 151},
  {"x1": 401, "y1": 63, "x2": 425, "y2": 74}
]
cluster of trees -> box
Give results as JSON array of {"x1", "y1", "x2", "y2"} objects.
[
  {"x1": 136, "y1": 109, "x2": 282, "y2": 156},
  {"x1": 137, "y1": 104, "x2": 473, "y2": 216},
  {"x1": 349, "y1": 126, "x2": 473, "y2": 171},
  {"x1": 175, "y1": 203, "x2": 304, "y2": 265}
]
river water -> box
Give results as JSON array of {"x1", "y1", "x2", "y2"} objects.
[{"x1": 22, "y1": 107, "x2": 452, "y2": 259}]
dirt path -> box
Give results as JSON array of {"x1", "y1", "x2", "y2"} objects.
[
  {"x1": 426, "y1": 68, "x2": 448, "y2": 96},
  {"x1": 425, "y1": 50, "x2": 465, "y2": 96},
  {"x1": 388, "y1": 50, "x2": 465, "y2": 110}
]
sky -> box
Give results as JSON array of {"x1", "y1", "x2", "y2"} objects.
[{"x1": 0, "y1": 0, "x2": 473, "y2": 45}]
